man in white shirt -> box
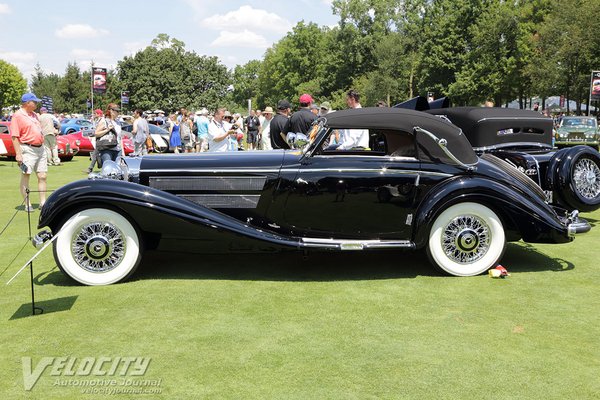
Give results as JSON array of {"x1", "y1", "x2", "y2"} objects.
[
  {"x1": 207, "y1": 108, "x2": 235, "y2": 152},
  {"x1": 337, "y1": 89, "x2": 369, "y2": 150}
]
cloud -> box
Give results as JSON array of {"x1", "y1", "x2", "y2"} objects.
[
  {"x1": 210, "y1": 30, "x2": 270, "y2": 49},
  {"x1": 0, "y1": 51, "x2": 36, "y2": 63},
  {"x1": 70, "y1": 49, "x2": 116, "y2": 71},
  {"x1": 201, "y1": 6, "x2": 292, "y2": 35},
  {"x1": 123, "y1": 41, "x2": 147, "y2": 55},
  {"x1": 55, "y1": 24, "x2": 109, "y2": 39},
  {"x1": 0, "y1": 50, "x2": 37, "y2": 80},
  {"x1": 0, "y1": 3, "x2": 11, "y2": 14}
]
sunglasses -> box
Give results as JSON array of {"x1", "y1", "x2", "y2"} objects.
[{"x1": 110, "y1": 108, "x2": 119, "y2": 112}]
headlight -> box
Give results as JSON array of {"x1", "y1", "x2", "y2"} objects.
[
  {"x1": 584, "y1": 130, "x2": 595, "y2": 138},
  {"x1": 75, "y1": 140, "x2": 81, "y2": 146},
  {"x1": 88, "y1": 160, "x2": 124, "y2": 180}
]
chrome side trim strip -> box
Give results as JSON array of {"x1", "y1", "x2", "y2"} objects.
[
  {"x1": 179, "y1": 194, "x2": 261, "y2": 208},
  {"x1": 300, "y1": 237, "x2": 414, "y2": 250},
  {"x1": 473, "y1": 142, "x2": 553, "y2": 152},
  {"x1": 143, "y1": 169, "x2": 281, "y2": 174},
  {"x1": 295, "y1": 168, "x2": 452, "y2": 178},
  {"x1": 150, "y1": 176, "x2": 266, "y2": 191}
]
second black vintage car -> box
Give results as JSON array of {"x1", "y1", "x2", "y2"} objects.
[
  {"x1": 426, "y1": 107, "x2": 600, "y2": 212},
  {"x1": 35, "y1": 108, "x2": 590, "y2": 285}
]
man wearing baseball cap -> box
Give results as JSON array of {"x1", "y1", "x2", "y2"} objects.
[
  {"x1": 11, "y1": 93, "x2": 47, "y2": 212},
  {"x1": 284, "y1": 93, "x2": 317, "y2": 148},
  {"x1": 269, "y1": 99, "x2": 292, "y2": 149}
]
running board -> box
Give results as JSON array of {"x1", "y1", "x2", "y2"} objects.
[{"x1": 300, "y1": 238, "x2": 415, "y2": 250}]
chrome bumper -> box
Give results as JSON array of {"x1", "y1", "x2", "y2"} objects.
[
  {"x1": 566, "y1": 210, "x2": 591, "y2": 238},
  {"x1": 32, "y1": 230, "x2": 53, "y2": 249}
]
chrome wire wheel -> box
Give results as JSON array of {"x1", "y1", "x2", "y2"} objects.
[
  {"x1": 54, "y1": 208, "x2": 142, "y2": 285},
  {"x1": 441, "y1": 215, "x2": 490, "y2": 264},
  {"x1": 71, "y1": 222, "x2": 126, "y2": 273},
  {"x1": 427, "y1": 202, "x2": 505, "y2": 277},
  {"x1": 572, "y1": 158, "x2": 600, "y2": 200}
]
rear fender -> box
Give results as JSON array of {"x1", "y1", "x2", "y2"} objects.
[{"x1": 413, "y1": 176, "x2": 570, "y2": 248}]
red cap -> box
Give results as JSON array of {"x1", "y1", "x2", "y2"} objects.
[
  {"x1": 94, "y1": 109, "x2": 103, "y2": 116},
  {"x1": 299, "y1": 94, "x2": 313, "y2": 104}
]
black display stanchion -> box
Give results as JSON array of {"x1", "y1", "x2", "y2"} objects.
[{"x1": 25, "y1": 189, "x2": 43, "y2": 316}]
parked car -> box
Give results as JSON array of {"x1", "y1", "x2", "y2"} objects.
[
  {"x1": 0, "y1": 122, "x2": 79, "y2": 161},
  {"x1": 34, "y1": 108, "x2": 591, "y2": 285},
  {"x1": 121, "y1": 123, "x2": 171, "y2": 153},
  {"x1": 554, "y1": 116, "x2": 599, "y2": 150},
  {"x1": 426, "y1": 107, "x2": 600, "y2": 212},
  {"x1": 60, "y1": 128, "x2": 135, "y2": 156},
  {"x1": 59, "y1": 118, "x2": 95, "y2": 135},
  {"x1": 60, "y1": 129, "x2": 95, "y2": 155}
]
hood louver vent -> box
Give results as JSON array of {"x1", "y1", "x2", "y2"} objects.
[{"x1": 480, "y1": 153, "x2": 546, "y2": 200}]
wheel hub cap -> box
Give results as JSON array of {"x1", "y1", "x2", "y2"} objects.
[
  {"x1": 442, "y1": 215, "x2": 490, "y2": 264},
  {"x1": 72, "y1": 222, "x2": 126, "y2": 272},
  {"x1": 573, "y1": 158, "x2": 600, "y2": 200}
]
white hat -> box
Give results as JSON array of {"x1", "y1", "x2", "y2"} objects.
[{"x1": 195, "y1": 107, "x2": 208, "y2": 115}]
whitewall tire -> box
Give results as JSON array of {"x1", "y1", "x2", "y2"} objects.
[
  {"x1": 427, "y1": 202, "x2": 505, "y2": 276},
  {"x1": 53, "y1": 208, "x2": 142, "y2": 285}
]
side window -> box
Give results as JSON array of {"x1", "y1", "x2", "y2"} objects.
[
  {"x1": 374, "y1": 129, "x2": 416, "y2": 158},
  {"x1": 317, "y1": 128, "x2": 416, "y2": 157},
  {"x1": 319, "y1": 128, "x2": 385, "y2": 155},
  {"x1": 0, "y1": 125, "x2": 9, "y2": 134}
]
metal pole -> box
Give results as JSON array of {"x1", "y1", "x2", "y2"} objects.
[
  {"x1": 25, "y1": 189, "x2": 42, "y2": 315},
  {"x1": 589, "y1": 71, "x2": 593, "y2": 117}
]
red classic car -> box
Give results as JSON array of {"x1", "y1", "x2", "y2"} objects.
[
  {"x1": 0, "y1": 121, "x2": 79, "y2": 161},
  {"x1": 60, "y1": 129, "x2": 134, "y2": 156}
]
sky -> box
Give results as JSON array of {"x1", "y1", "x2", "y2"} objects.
[{"x1": 0, "y1": 0, "x2": 338, "y2": 80}]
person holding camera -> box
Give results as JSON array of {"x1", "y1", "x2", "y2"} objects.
[
  {"x1": 208, "y1": 108, "x2": 237, "y2": 152},
  {"x1": 94, "y1": 103, "x2": 122, "y2": 165}
]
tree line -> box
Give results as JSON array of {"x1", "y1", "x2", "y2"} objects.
[{"x1": 1, "y1": 0, "x2": 598, "y2": 115}]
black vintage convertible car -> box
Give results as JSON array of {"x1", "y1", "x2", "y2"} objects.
[{"x1": 35, "y1": 108, "x2": 590, "y2": 285}]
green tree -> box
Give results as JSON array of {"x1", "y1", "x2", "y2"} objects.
[
  {"x1": 0, "y1": 59, "x2": 27, "y2": 111},
  {"x1": 257, "y1": 22, "x2": 329, "y2": 107},
  {"x1": 449, "y1": 0, "x2": 525, "y2": 106},
  {"x1": 231, "y1": 60, "x2": 262, "y2": 109},
  {"x1": 57, "y1": 62, "x2": 88, "y2": 113},
  {"x1": 417, "y1": 0, "x2": 484, "y2": 98},
  {"x1": 118, "y1": 34, "x2": 231, "y2": 113},
  {"x1": 30, "y1": 63, "x2": 62, "y2": 108},
  {"x1": 534, "y1": 0, "x2": 600, "y2": 113}
]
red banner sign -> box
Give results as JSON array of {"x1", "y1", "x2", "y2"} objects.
[
  {"x1": 92, "y1": 67, "x2": 107, "y2": 93},
  {"x1": 591, "y1": 71, "x2": 600, "y2": 101}
]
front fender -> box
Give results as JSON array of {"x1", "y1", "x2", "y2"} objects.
[
  {"x1": 39, "y1": 179, "x2": 300, "y2": 249},
  {"x1": 413, "y1": 176, "x2": 571, "y2": 249}
]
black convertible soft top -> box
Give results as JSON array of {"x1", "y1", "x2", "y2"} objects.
[
  {"x1": 322, "y1": 107, "x2": 478, "y2": 165},
  {"x1": 427, "y1": 107, "x2": 553, "y2": 148}
]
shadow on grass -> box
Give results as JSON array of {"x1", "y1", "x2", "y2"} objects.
[
  {"x1": 501, "y1": 242, "x2": 574, "y2": 273},
  {"x1": 9, "y1": 295, "x2": 78, "y2": 320},
  {"x1": 580, "y1": 216, "x2": 599, "y2": 228},
  {"x1": 34, "y1": 242, "x2": 575, "y2": 286}
]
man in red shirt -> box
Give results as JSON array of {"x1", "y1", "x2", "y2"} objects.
[{"x1": 11, "y1": 93, "x2": 47, "y2": 212}]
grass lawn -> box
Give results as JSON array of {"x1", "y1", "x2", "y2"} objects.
[{"x1": 0, "y1": 156, "x2": 599, "y2": 399}]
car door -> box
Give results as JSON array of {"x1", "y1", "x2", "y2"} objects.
[{"x1": 282, "y1": 151, "x2": 420, "y2": 239}]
